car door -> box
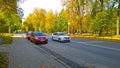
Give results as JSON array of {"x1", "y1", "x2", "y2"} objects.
[
  {"x1": 52, "y1": 33, "x2": 58, "y2": 40},
  {"x1": 55, "y1": 33, "x2": 60, "y2": 40},
  {"x1": 54, "y1": 33, "x2": 58, "y2": 40}
]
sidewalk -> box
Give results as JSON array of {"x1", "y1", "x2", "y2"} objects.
[{"x1": 8, "y1": 37, "x2": 68, "y2": 68}]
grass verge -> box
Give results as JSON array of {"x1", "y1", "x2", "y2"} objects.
[
  {"x1": 0, "y1": 33, "x2": 12, "y2": 68},
  {"x1": 1, "y1": 36, "x2": 12, "y2": 44},
  {"x1": 69, "y1": 34, "x2": 120, "y2": 42}
]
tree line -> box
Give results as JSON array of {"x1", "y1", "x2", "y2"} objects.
[
  {"x1": 1, "y1": 0, "x2": 119, "y2": 36},
  {"x1": 23, "y1": 0, "x2": 120, "y2": 36},
  {"x1": 22, "y1": 8, "x2": 68, "y2": 33},
  {"x1": 64, "y1": 0, "x2": 120, "y2": 36}
]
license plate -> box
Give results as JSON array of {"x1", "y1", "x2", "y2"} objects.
[{"x1": 40, "y1": 39, "x2": 45, "y2": 41}]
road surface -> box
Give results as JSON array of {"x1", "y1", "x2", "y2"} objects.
[
  {"x1": 8, "y1": 35, "x2": 70, "y2": 68},
  {"x1": 40, "y1": 36, "x2": 120, "y2": 68},
  {"x1": 9, "y1": 34, "x2": 120, "y2": 68}
]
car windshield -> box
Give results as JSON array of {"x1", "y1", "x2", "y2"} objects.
[
  {"x1": 35, "y1": 32, "x2": 44, "y2": 36},
  {"x1": 58, "y1": 33, "x2": 65, "y2": 35},
  {"x1": 28, "y1": 32, "x2": 32, "y2": 34}
]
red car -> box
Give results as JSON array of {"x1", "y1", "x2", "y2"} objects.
[{"x1": 30, "y1": 32, "x2": 48, "y2": 44}]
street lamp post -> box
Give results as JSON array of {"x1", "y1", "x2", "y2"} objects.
[{"x1": 68, "y1": 22, "x2": 70, "y2": 34}]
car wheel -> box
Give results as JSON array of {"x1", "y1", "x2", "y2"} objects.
[
  {"x1": 52, "y1": 37, "x2": 54, "y2": 41},
  {"x1": 30, "y1": 39, "x2": 33, "y2": 42},
  {"x1": 28, "y1": 38, "x2": 30, "y2": 40},
  {"x1": 34, "y1": 41, "x2": 36, "y2": 44},
  {"x1": 68, "y1": 40, "x2": 70, "y2": 42},
  {"x1": 58, "y1": 38, "x2": 61, "y2": 42},
  {"x1": 45, "y1": 42, "x2": 48, "y2": 44}
]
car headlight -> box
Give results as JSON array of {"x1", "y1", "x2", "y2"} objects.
[
  {"x1": 45, "y1": 36, "x2": 48, "y2": 39},
  {"x1": 35, "y1": 37, "x2": 39, "y2": 39}
]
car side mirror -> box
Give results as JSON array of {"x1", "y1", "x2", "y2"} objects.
[{"x1": 31, "y1": 33, "x2": 34, "y2": 37}]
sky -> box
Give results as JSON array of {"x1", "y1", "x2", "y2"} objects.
[{"x1": 20, "y1": 0, "x2": 63, "y2": 19}]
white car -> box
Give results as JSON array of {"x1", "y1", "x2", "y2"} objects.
[{"x1": 52, "y1": 32, "x2": 70, "y2": 42}]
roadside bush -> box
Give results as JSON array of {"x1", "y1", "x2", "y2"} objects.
[{"x1": 2, "y1": 36, "x2": 12, "y2": 44}]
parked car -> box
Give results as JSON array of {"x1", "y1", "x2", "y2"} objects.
[
  {"x1": 26, "y1": 31, "x2": 33, "y2": 40},
  {"x1": 30, "y1": 32, "x2": 48, "y2": 44},
  {"x1": 52, "y1": 32, "x2": 70, "y2": 42}
]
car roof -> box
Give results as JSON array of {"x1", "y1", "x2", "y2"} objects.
[
  {"x1": 28, "y1": 31, "x2": 33, "y2": 34},
  {"x1": 34, "y1": 32, "x2": 43, "y2": 33},
  {"x1": 55, "y1": 32, "x2": 63, "y2": 33}
]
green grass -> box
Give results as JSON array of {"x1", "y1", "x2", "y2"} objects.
[
  {"x1": 0, "y1": 33, "x2": 12, "y2": 68},
  {"x1": 0, "y1": 33, "x2": 13, "y2": 44},
  {"x1": 1, "y1": 36, "x2": 12, "y2": 44},
  {"x1": 69, "y1": 34, "x2": 120, "y2": 42}
]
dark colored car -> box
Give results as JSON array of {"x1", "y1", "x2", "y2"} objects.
[
  {"x1": 30, "y1": 32, "x2": 48, "y2": 44},
  {"x1": 26, "y1": 31, "x2": 33, "y2": 40}
]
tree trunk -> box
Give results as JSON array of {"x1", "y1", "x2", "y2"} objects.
[
  {"x1": 116, "y1": 17, "x2": 119, "y2": 36},
  {"x1": 99, "y1": 28, "x2": 103, "y2": 36},
  {"x1": 80, "y1": 21, "x2": 82, "y2": 34},
  {"x1": 9, "y1": 26, "x2": 11, "y2": 33},
  {"x1": 116, "y1": 0, "x2": 120, "y2": 36},
  {"x1": 100, "y1": 0, "x2": 103, "y2": 11}
]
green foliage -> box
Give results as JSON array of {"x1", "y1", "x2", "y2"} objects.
[
  {"x1": 0, "y1": 0, "x2": 17, "y2": 14},
  {"x1": 53, "y1": 10, "x2": 68, "y2": 32},
  {"x1": 89, "y1": 10, "x2": 117, "y2": 36},
  {"x1": 23, "y1": 8, "x2": 47, "y2": 32},
  {"x1": 0, "y1": 0, "x2": 22, "y2": 33},
  {"x1": 0, "y1": 12, "x2": 22, "y2": 33},
  {"x1": 0, "y1": 17, "x2": 7, "y2": 33},
  {"x1": 64, "y1": 0, "x2": 120, "y2": 36},
  {"x1": 0, "y1": 33, "x2": 13, "y2": 44},
  {"x1": 2, "y1": 36, "x2": 12, "y2": 44},
  {"x1": 23, "y1": 0, "x2": 120, "y2": 36}
]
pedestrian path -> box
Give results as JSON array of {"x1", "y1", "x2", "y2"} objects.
[{"x1": 8, "y1": 37, "x2": 68, "y2": 68}]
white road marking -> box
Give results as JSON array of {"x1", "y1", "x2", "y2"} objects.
[{"x1": 72, "y1": 41, "x2": 120, "y2": 52}]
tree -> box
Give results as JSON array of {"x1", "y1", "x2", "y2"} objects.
[
  {"x1": 23, "y1": 13, "x2": 35, "y2": 32},
  {"x1": 0, "y1": 0, "x2": 22, "y2": 33},
  {"x1": 116, "y1": 0, "x2": 120, "y2": 35},
  {"x1": 0, "y1": 17, "x2": 7, "y2": 33},
  {"x1": 45, "y1": 10, "x2": 56, "y2": 33},
  {"x1": 53, "y1": 9, "x2": 68, "y2": 32},
  {"x1": 0, "y1": 0, "x2": 19, "y2": 15},
  {"x1": 63, "y1": 0, "x2": 119, "y2": 36},
  {"x1": 23, "y1": 8, "x2": 47, "y2": 32}
]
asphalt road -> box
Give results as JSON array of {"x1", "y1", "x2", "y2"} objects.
[
  {"x1": 38, "y1": 36, "x2": 120, "y2": 68},
  {"x1": 8, "y1": 36, "x2": 70, "y2": 68},
  {"x1": 10, "y1": 34, "x2": 120, "y2": 68}
]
